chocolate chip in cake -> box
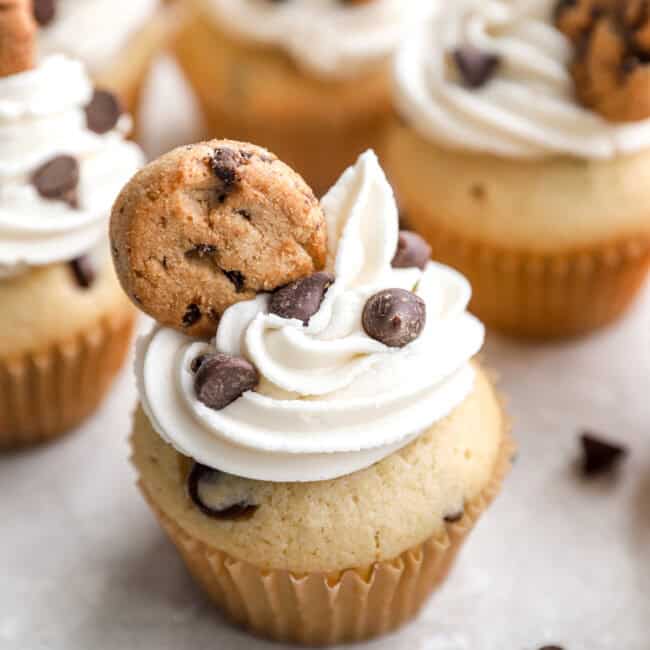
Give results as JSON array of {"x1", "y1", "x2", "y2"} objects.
[
  {"x1": 362, "y1": 289, "x2": 426, "y2": 348},
  {"x1": 453, "y1": 46, "x2": 501, "y2": 89},
  {"x1": 182, "y1": 304, "x2": 202, "y2": 328},
  {"x1": 69, "y1": 256, "x2": 95, "y2": 289},
  {"x1": 31, "y1": 155, "x2": 79, "y2": 203},
  {"x1": 187, "y1": 463, "x2": 259, "y2": 520},
  {"x1": 223, "y1": 269, "x2": 245, "y2": 293},
  {"x1": 33, "y1": 0, "x2": 56, "y2": 26},
  {"x1": 269, "y1": 272, "x2": 335, "y2": 326},
  {"x1": 85, "y1": 89, "x2": 122, "y2": 134},
  {"x1": 580, "y1": 432, "x2": 627, "y2": 477},
  {"x1": 210, "y1": 147, "x2": 241, "y2": 191},
  {"x1": 391, "y1": 231, "x2": 431, "y2": 270},
  {"x1": 194, "y1": 353, "x2": 259, "y2": 411}
]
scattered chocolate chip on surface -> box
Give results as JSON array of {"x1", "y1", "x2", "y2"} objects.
[
  {"x1": 453, "y1": 46, "x2": 501, "y2": 89},
  {"x1": 223, "y1": 269, "x2": 245, "y2": 293},
  {"x1": 69, "y1": 256, "x2": 95, "y2": 289},
  {"x1": 194, "y1": 353, "x2": 259, "y2": 411},
  {"x1": 362, "y1": 288, "x2": 426, "y2": 348},
  {"x1": 31, "y1": 155, "x2": 79, "y2": 203},
  {"x1": 33, "y1": 0, "x2": 56, "y2": 26},
  {"x1": 391, "y1": 231, "x2": 432, "y2": 270},
  {"x1": 269, "y1": 272, "x2": 335, "y2": 326},
  {"x1": 182, "y1": 304, "x2": 202, "y2": 328},
  {"x1": 580, "y1": 431, "x2": 628, "y2": 477},
  {"x1": 210, "y1": 147, "x2": 243, "y2": 192},
  {"x1": 187, "y1": 462, "x2": 259, "y2": 520},
  {"x1": 85, "y1": 89, "x2": 122, "y2": 134}
]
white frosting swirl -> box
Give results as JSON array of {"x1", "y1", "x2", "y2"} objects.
[
  {"x1": 37, "y1": 0, "x2": 158, "y2": 73},
  {"x1": 136, "y1": 151, "x2": 484, "y2": 482},
  {"x1": 201, "y1": 0, "x2": 426, "y2": 80},
  {"x1": 0, "y1": 55, "x2": 145, "y2": 271},
  {"x1": 394, "y1": 0, "x2": 650, "y2": 159}
]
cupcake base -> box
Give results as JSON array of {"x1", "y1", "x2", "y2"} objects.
[
  {"x1": 135, "y1": 430, "x2": 514, "y2": 646},
  {"x1": 0, "y1": 310, "x2": 134, "y2": 449}
]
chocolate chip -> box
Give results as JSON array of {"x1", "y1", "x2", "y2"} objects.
[
  {"x1": 210, "y1": 148, "x2": 241, "y2": 191},
  {"x1": 182, "y1": 304, "x2": 202, "y2": 328},
  {"x1": 453, "y1": 46, "x2": 501, "y2": 89},
  {"x1": 31, "y1": 155, "x2": 79, "y2": 203},
  {"x1": 33, "y1": 0, "x2": 56, "y2": 26},
  {"x1": 194, "y1": 353, "x2": 259, "y2": 411},
  {"x1": 269, "y1": 272, "x2": 335, "y2": 326},
  {"x1": 236, "y1": 208, "x2": 251, "y2": 220},
  {"x1": 85, "y1": 89, "x2": 122, "y2": 134},
  {"x1": 185, "y1": 244, "x2": 217, "y2": 259},
  {"x1": 187, "y1": 463, "x2": 259, "y2": 520},
  {"x1": 444, "y1": 509, "x2": 464, "y2": 524},
  {"x1": 580, "y1": 432, "x2": 627, "y2": 477},
  {"x1": 223, "y1": 269, "x2": 245, "y2": 293},
  {"x1": 391, "y1": 231, "x2": 431, "y2": 270},
  {"x1": 362, "y1": 289, "x2": 426, "y2": 348},
  {"x1": 69, "y1": 256, "x2": 95, "y2": 289}
]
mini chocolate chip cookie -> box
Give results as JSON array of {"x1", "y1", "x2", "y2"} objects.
[{"x1": 110, "y1": 139, "x2": 327, "y2": 337}]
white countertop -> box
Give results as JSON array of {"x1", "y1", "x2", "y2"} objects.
[{"x1": 1, "y1": 58, "x2": 649, "y2": 650}]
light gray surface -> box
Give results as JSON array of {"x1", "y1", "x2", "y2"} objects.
[{"x1": 1, "y1": 58, "x2": 650, "y2": 650}]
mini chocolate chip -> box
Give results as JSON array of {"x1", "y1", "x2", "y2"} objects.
[
  {"x1": 187, "y1": 463, "x2": 259, "y2": 520},
  {"x1": 69, "y1": 256, "x2": 95, "y2": 289},
  {"x1": 85, "y1": 89, "x2": 122, "y2": 134},
  {"x1": 182, "y1": 304, "x2": 202, "y2": 328},
  {"x1": 31, "y1": 155, "x2": 79, "y2": 202},
  {"x1": 33, "y1": 0, "x2": 56, "y2": 25},
  {"x1": 223, "y1": 269, "x2": 245, "y2": 292},
  {"x1": 185, "y1": 244, "x2": 217, "y2": 259},
  {"x1": 269, "y1": 272, "x2": 335, "y2": 326},
  {"x1": 190, "y1": 354, "x2": 211, "y2": 373},
  {"x1": 362, "y1": 289, "x2": 426, "y2": 348},
  {"x1": 453, "y1": 46, "x2": 501, "y2": 89},
  {"x1": 194, "y1": 353, "x2": 259, "y2": 410},
  {"x1": 210, "y1": 148, "x2": 241, "y2": 191},
  {"x1": 391, "y1": 231, "x2": 431, "y2": 270},
  {"x1": 236, "y1": 208, "x2": 251, "y2": 220},
  {"x1": 580, "y1": 432, "x2": 627, "y2": 477},
  {"x1": 444, "y1": 510, "x2": 464, "y2": 524}
]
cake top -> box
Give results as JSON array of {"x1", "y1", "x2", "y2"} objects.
[{"x1": 393, "y1": 0, "x2": 650, "y2": 159}]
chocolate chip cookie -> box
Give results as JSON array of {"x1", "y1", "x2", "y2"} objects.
[{"x1": 110, "y1": 139, "x2": 327, "y2": 337}]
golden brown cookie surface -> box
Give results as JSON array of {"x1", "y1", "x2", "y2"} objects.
[
  {"x1": 0, "y1": 0, "x2": 36, "y2": 77},
  {"x1": 555, "y1": 0, "x2": 650, "y2": 122},
  {"x1": 110, "y1": 140, "x2": 327, "y2": 338}
]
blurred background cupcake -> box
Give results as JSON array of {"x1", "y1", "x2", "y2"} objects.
[
  {"x1": 173, "y1": 0, "x2": 427, "y2": 196},
  {"x1": 33, "y1": 0, "x2": 177, "y2": 129},
  {"x1": 385, "y1": 0, "x2": 650, "y2": 339},
  {"x1": 0, "y1": 2, "x2": 144, "y2": 448}
]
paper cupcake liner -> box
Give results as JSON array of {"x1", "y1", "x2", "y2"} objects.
[
  {"x1": 410, "y1": 223, "x2": 650, "y2": 339},
  {"x1": 0, "y1": 311, "x2": 134, "y2": 449},
  {"x1": 137, "y1": 431, "x2": 514, "y2": 646}
]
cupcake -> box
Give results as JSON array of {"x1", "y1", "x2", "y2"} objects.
[
  {"x1": 33, "y1": 0, "x2": 177, "y2": 122},
  {"x1": 173, "y1": 0, "x2": 426, "y2": 196},
  {"x1": 386, "y1": 0, "x2": 650, "y2": 339},
  {"x1": 0, "y1": 2, "x2": 145, "y2": 448},
  {"x1": 111, "y1": 138, "x2": 512, "y2": 645}
]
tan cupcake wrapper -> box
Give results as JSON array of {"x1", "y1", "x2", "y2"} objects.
[
  {"x1": 137, "y1": 430, "x2": 515, "y2": 646},
  {"x1": 412, "y1": 223, "x2": 650, "y2": 339},
  {"x1": 0, "y1": 311, "x2": 134, "y2": 449}
]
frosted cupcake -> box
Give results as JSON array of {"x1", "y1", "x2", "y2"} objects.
[
  {"x1": 386, "y1": 0, "x2": 650, "y2": 338},
  {"x1": 114, "y1": 139, "x2": 513, "y2": 645},
  {"x1": 173, "y1": 0, "x2": 426, "y2": 195},
  {"x1": 33, "y1": 0, "x2": 177, "y2": 122},
  {"x1": 0, "y1": 22, "x2": 145, "y2": 448}
]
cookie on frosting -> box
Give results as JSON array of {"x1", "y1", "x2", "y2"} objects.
[
  {"x1": 556, "y1": 0, "x2": 650, "y2": 122},
  {"x1": 0, "y1": 0, "x2": 36, "y2": 77},
  {"x1": 110, "y1": 139, "x2": 327, "y2": 338}
]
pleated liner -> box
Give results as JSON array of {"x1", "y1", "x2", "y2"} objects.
[
  {"x1": 137, "y1": 431, "x2": 515, "y2": 646},
  {"x1": 0, "y1": 312, "x2": 134, "y2": 449},
  {"x1": 416, "y1": 224, "x2": 650, "y2": 339}
]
